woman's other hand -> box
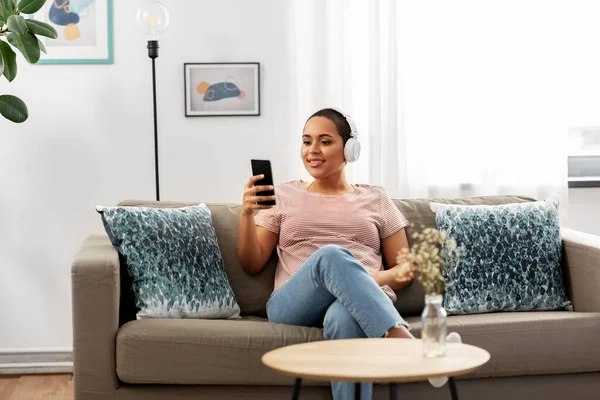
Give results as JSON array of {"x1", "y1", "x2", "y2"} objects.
[{"x1": 393, "y1": 262, "x2": 415, "y2": 288}]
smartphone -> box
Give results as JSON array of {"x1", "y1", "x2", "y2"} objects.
[{"x1": 251, "y1": 159, "x2": 276, "y2": 206}]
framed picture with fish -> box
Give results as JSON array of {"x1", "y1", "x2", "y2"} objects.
[
  {"x1": 31, "y1": 0, "x2": 113, "y2": 64},
  {"x1": 184, "y1": 62, "x2": 260, "y2": 117}
]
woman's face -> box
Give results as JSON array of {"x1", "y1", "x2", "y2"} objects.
[{"x1": 301, "y1": 116, "x2": 346, "y2": 180}]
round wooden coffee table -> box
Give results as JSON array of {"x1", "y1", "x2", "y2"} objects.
[{"x1": 262, "y1": 338, "x2": 490, "y2": 400}]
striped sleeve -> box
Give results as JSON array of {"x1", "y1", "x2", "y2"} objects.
[
  {"x1": 378, "y1": 189, "x2": 409, "y2": 238},
  {"x1": 254, "y1": 206, "x2": 281, "y2": 235}
]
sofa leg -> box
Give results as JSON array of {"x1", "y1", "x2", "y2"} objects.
[{"x1": 292, "y1": 378, "x2": 302, "y2": 400}]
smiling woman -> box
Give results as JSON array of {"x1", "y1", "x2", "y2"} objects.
[
  {"x1": 237, "y1": 107, "x2": 423, "y2": 400},
  {"x1": 301, "y1": 122, "x2": 346, "y2": 183},
  {"x1": 301, "y1": 108, "x2": 361, "y2": 187}
]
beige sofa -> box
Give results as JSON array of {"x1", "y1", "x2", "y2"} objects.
[{"x1": 71, "y1": 195, "x2": 600, "y2": 400}]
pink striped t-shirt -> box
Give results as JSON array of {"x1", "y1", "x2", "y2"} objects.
[{"x1": 254, "y1": 180, "x2": 409, "y2": 302}]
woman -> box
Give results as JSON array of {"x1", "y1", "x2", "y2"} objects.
[{"x1": 238, "y1": 108, "x2": 452, "y2": 399}]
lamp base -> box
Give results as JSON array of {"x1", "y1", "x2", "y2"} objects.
[{"x1": 147, "y1": 40, "x2": 159, "y2": 59}]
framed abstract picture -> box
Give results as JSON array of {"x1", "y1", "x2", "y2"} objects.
[
  {"x1": 32, "y1": 0, "x2": 113, "y2": 64},
  {"x1": 184, "y1": 62, "x2": 260, "y2": 117}
]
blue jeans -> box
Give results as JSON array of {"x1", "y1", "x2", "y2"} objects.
[{"x1": 266, "y1": 245, "x2": 409, "y2": 400}]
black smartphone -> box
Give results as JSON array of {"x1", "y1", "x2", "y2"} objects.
[{"x1": 251, "y1": 159, "x2": 276, "y2": 206}]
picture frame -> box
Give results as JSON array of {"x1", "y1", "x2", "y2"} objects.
[
  {"x1": 31, "y1": 0, "x2": 113, "y2": 64},
  {"x1": 184, "y1": 62, "x2": 260, "y2": 117}
]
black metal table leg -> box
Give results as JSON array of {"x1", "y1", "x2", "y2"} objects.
[
  {"x1": 292, "y1": 378, "x2": 302, "y2": 400},
  {"x1": 448, "y1": 377, "x2": 459, "y2": 400},
  {"x1": 389, "y1": 383, "x2": 398, "y2": 400},
  {"x1": 355, "y1": 382, "x2": 361, "y2": 400}
]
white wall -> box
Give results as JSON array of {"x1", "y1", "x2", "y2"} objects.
[
  {"x1": 1, "y1": 0, "x2": 599, "y2": 353},
  {"x1": 0, "y1": 0, "x2": 294, "y2": 350}
]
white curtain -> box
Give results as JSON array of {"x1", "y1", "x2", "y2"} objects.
[{"x1": 287, "y1": 0, "x2": 568, "y2": 220}]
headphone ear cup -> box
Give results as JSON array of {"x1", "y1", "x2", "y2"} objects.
[{"x1": 344, "y1": 138, "x2": 361, "y2": 163}]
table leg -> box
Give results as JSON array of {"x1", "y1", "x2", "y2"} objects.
[
  {"x1": 448, "y1": 377, "x2": 459, "y2": 400},
  {"x1": 389, "y1": 383, "x2": 398, "y2": 400},
  {"x1": 292, "y1": 378, "x2": 302, "y2": 400},
  {"x1": 354, "y1": 382, "x2": 362, "y2": 400}
]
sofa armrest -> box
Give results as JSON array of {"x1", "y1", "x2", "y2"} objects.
[
  {"x1": 72, "y1": 235, "x2": 120, "y2": 399},
  {"x1": 561, "y1": 228, "x2": 600, "y2": 312}
]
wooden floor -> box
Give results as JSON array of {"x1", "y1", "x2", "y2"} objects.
[{"x1": 0, "y1": 374, "x2": 73, "y2": 400}]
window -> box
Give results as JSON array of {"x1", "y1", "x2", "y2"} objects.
[{"x1": 568, "y1": 127, "x2": 600, "y2": 188}]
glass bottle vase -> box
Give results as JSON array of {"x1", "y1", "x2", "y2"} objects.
[{"x1": 421, "y1": 294, "x2": 447, "y2": 358}]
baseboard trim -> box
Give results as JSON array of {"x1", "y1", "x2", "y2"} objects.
[
  {"x1": 0, "y1": 349, "x2": 73, "y2": 375},
  {"x1": 0, "y1": 362, "x2": 73, "y2": 375}
]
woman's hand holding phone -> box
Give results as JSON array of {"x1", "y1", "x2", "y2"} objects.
[{"x1": 242, "y1": 175, "x2": 276, "y2": 216}]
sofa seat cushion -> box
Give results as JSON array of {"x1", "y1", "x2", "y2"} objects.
[
  {"x1": 117, "y1": 312, "x2": 600, "y2": 386},
  {"x1": 405, "y1": 311, "x2": 600, "y2": 378},
  {"x1": 116, "y1": 316, "x2": 326, "y2": 386}
]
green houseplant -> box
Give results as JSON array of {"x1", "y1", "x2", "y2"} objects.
[{"x1": 0, "y1": 0, "x2": 57, "y2": 123}]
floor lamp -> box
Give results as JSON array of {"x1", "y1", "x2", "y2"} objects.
[{"x1": 136, "y1": 1, "x2": 170, "y2": 201}]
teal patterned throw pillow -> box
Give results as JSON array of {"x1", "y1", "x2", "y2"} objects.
[
  {"x1": 430, "y1": 197, "x2": 572, "y2": 315},
  {"x1": 97, "y1": 204, "x2": 241, "y2": 319}
]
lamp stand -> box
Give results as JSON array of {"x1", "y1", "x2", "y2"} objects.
[{"x1": 147, "y1": 40, "x2": 160, "y2": 201}]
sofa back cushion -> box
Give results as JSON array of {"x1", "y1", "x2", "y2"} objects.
[{"x1": 118, "y1": 195, "x2": 536, "y2": 319}]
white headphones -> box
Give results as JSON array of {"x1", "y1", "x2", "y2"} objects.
[{"x1": 331, "y1": 108, "x2": 361, "y2": 163}]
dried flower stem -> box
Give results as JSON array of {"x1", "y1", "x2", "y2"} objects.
[{"x1": 395, "y1": 225, "x2": 464, "y2": 296}]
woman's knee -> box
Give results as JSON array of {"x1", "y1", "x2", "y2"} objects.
[
  {"x1": 313, "y1": 245, "x2": 358, "y2": 268},
  {"x1": 305, "y1": 245, "x2": 365, "y2": 282},
  {"x1": 315, "y1": 244, "x2": 346, "y2": 259},
  {"x1": 323, "y1": 301, "x2": 366, "y2": 340}
]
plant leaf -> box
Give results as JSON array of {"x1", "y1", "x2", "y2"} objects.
[
  {"x1": 17, "y1": 0, "x2": 44, "y2": 14},
  {"x1": 0, "y1": 40, "x2": 16, "y2": 81},
  {"x1": 0, "y1": 48, "x2": 4, "y2": 76},
  {"x1": 0, "y1": 0, "x2": 15, "y2": 13},
  {"x1": 37, "y1": 36, "x2": 45, "y2": 53},
  {"x1": 0, "y1": 94, "x2": 28, "y2": 123},
  {"x1": 6, "y1": 31, "x2": 39, "y2": 63},
  {"x1": 7, "y1": 14, "x2": 27, "y2": 35},
  {"x1": 25, "y1": 19, "x2": 57, "y2": 39},
  {"x1": 0, "y1": 6, "x2": 13, "y2": 24}
]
